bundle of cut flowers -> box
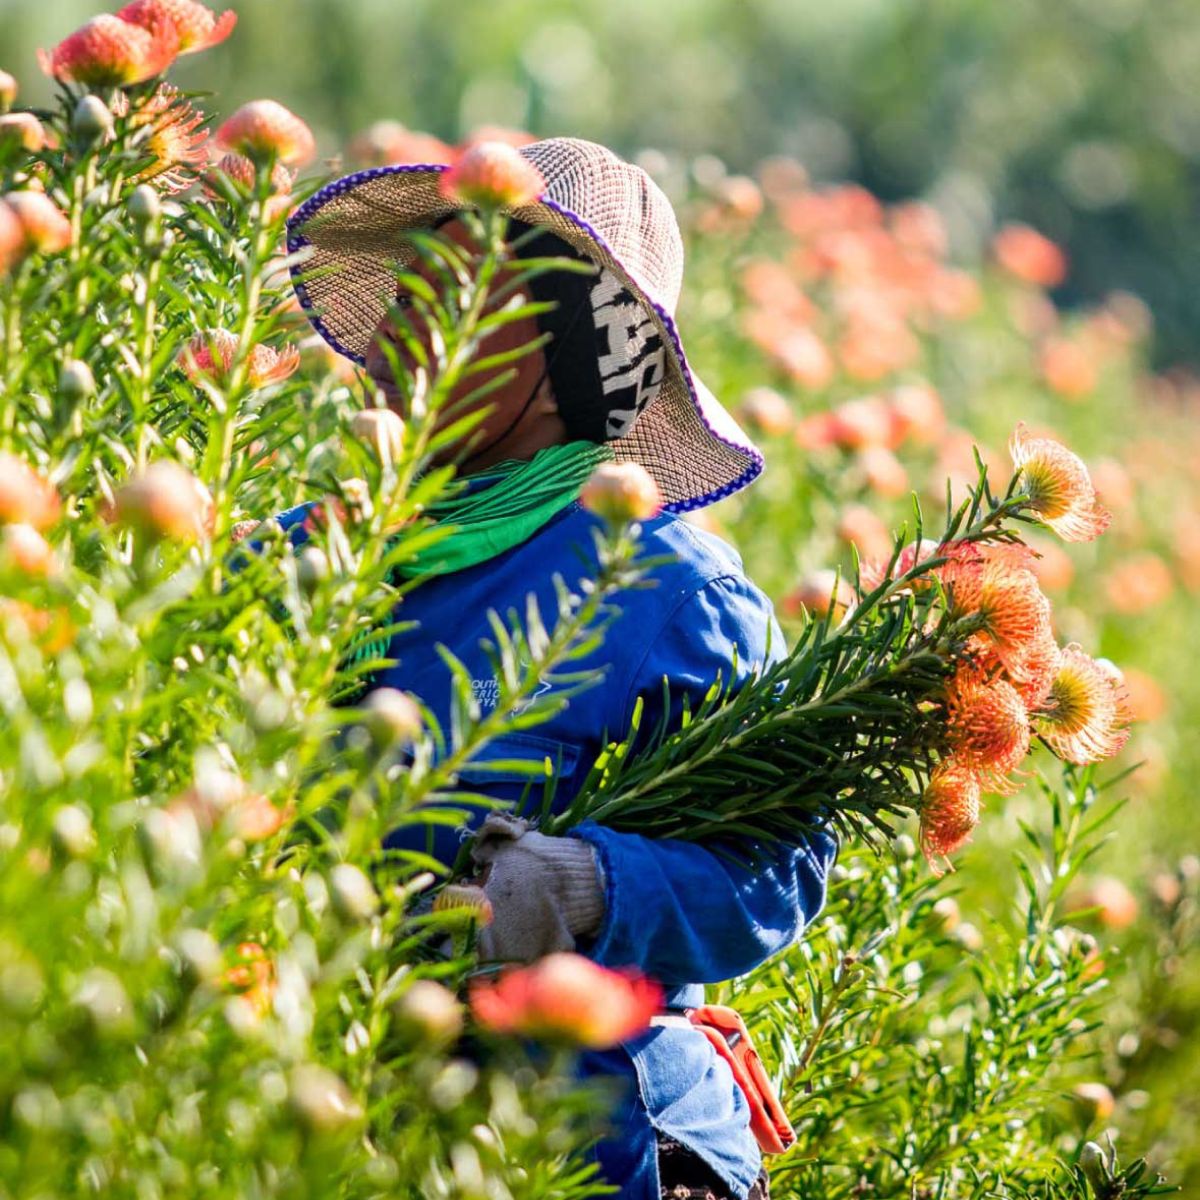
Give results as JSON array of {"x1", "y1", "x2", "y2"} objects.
[{"x1": 541, "y1": 423, "x2": 1130, "y2": 874}]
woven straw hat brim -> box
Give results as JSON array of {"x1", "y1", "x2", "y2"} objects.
[{"x1": 285, "y1": 162, "x2": 762, "y2": 512}]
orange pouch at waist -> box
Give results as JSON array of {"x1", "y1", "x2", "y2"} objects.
[{"x1": 685, "y1": 1004, "x2": 796, "y2": 1156}]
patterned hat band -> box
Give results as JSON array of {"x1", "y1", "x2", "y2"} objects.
[{"x1": 510, "y1": 220, "x2": 666, "y2": 443}]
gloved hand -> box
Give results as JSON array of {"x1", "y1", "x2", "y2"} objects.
[{"x1": 469, "y1": 812, "x2": 606, "y2": 964}]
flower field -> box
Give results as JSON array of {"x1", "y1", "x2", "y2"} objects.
[{"x1": 0, "y1": 4, "x2": 1197, "y2": 1198}]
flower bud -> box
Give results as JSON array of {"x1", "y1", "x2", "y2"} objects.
[
  {"x1": 3, "y1": 524, "x2": 56, "y2": 577},
  {"x1": 113, "y1": 461, "x2": 214, "y2": 543},
  {"x1": 72, "y1": 968, "x2": 133, "y2": 1038},
  {"x1": 174, "y1": 927, "x2": 221, "y2": 986},
  {"x1": 364, "y1": 687, "x2": 422, "y2": 748},
  {"x1": 0, "y1": 71, "x2": 17, "y2": 114},
  {"x1": 890, "y1": 833, "x2": 916, "y2": 860},
  {"x1": 1079, "y1": 1142, "x2": 1112, "y2": 1197},
  {"x1": 1071, "y1": 1082, "x2": 1116, "y2": 1125},
  {"x1": 330, "y1": 863, "x2": 379, "y2": 922},
  {"x1": 439, "y1": 141, "x2": 545, "y2": 209},
  {"x1": 3, "y1": 191, "x2": 72, "y2": 255},
  {"x1": 0, "y1": 454, "x2": 60, "y2": 529},
  {"x1": 350, "y1": 407, "x2": 405, "y2": 463},
  {"x1": 287, "y1": 1065, "x2": 362, "y2": 1134},
  {"x1": 127, "y1": 182, "x2": 161, "y2": 227},
  {"x1": 0, "y1": 113, "x2": 46, "y2": 153},
  {"x1": 58, "y1": 359, "x2": 95, "y2": 402},
  {"x1": 579, "y1": 461, "x2": 663, "y2": 526},
  {"x1": 70, "y1": 94, "x2": 113, "y2": 145},
  {"x1": 296, "y1": 545, "x2": 329, "y2": 592},
  {"x1": 52, "y1": 805, "x2": 95, "y2": 858},
  {"x1": 391, "y1": 979, "x2": 463, "y2": 1046}
]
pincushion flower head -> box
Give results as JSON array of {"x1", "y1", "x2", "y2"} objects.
[
  {"x1": 3, "y1": 191, "x2": 73, "y2": 256},
  {"x1": 919, "y1": 759, "x2": 982, "y2": 871},
  {"x1": 216, "y1": 100, "x2": 315, "y2": 167},
  {"x1": 0, "y1": 453, "x2": 61, "y2": 530},
  {"x1": 39, "y1": 13, "x2": 178, "y2": 87},
  {"x1": 126, "y1": 84, "x2": 207, "y2": 194},
  {"x1": 1010, "y1": 423, "x2": 1111, "y2": 543},
  {"x1": 942, "y1": 665, "x2": 1030, "y2": 793},
  {"x1": 468, "y1": 952, "x2": 662, "y2": 1049},
  {"x1": 117, "y1": 0, "x2": 236, "y2": 54},
  {"x1": 181, "y1": 329, "x2": 300, "y2": 388},
  {"x1": 439, "y1": 141, "x2": 545, "y2": 209},
  {"x1": 1034, "y1": 644, "x2": 1131, "y2": 765},
  {"x1": 943, "y1": 554, "x2": 1052, "y2": 674}
]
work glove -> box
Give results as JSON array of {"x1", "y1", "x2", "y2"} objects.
[{"x1": 469, "y1": 812, "x2": 606, "y2": 964}]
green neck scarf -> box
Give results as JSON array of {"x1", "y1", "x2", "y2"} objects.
[{"x1": 395, "y1": 439, "x2": 614, "y2": 580}]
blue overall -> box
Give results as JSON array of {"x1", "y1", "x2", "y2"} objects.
[{"x1": 273, "y1": 499, "x2": 838, "y2": 1199}]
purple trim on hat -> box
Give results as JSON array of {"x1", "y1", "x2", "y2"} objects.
[
  {"x1": 284, "y1": 162, "x2": 763, "y2": 511},
  {"x1": 285, "y1": 163, "x2": 455, "y2": 367}
]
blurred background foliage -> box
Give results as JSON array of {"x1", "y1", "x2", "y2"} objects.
[{"x1": 5, "y1": 0, "x2": 1199, "y2": 365}]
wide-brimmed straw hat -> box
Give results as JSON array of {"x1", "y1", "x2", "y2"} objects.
[{"x1": 285, "y1": 137, "x2": 763, "y2": 511}]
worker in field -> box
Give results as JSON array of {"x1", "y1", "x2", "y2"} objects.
[{"x1": 284, "y1": 137, "x2": 837, "y2": 1200}]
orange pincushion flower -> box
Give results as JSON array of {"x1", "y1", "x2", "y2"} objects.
[
  {"x1": 943, "y1": 665, "x2": 1030, "y2": 792},
  {"x1": 944, "y1": 557, "x2": 1052, "y2": 671},
  {"x1": 117, "y1": 0, "x2": 236, "y2": 54},
  {"x1": 3, "y1": 191, "x2": 72, "y2": 255},
  {"x1": 205, "y1": 151, "x2": 294, "y2": 198},
  {"x1": 1009, "y1": 423, "x2": 1111, "y2": 543},
  {"x1": 182, "y1": 329, "x2": 300, "y2": 388},
  {"x1": 432, "y1": 884, "x2": 495, "y2": 926},
  {"x1": 1000, "y1": 628, "x2": 1062, "y2": 710},
  {"x1": 992, "y1": 223, "x2": 1067, "y2": 288},
  {"x1": 126, "y1": 84, "x2": 207, "y2": 194},
  {"x1": 222, "y1": 941, "x2": 275, "y2": 1015},
  {"x1": 38, "y1": 13, "x2": 178, "y2": 87},
  {"x1": 1034, "y1": 645, "x2": 1131, "y2": 765},
  {"x1": 347, "y1": 120, "x2": 454, "y2": 167},
  {"x1": 216, "y1": 100, "x2": 315, "y2": 167},
  {"x1": 0, "y1": 452, "x2": 61, "y2": 529},
  {"x1": 1103, "y1": 553, "x2": 1173, "y2": 615},
  {"x1": 469, "y1": 952, "x2": 661, "y2": 1049},
  {"x1": 440, "y1": 141, "x2": 545, "y2": 209},
  {"x1": 919, "y1": 758, "x2": 982, "y2": 870},
  {"x1": 1040, "y1": 337, "x2": 1097, "y2": 400},
  {"x1": 0, "y1": 202, "x2": 23, "y2": 274}
]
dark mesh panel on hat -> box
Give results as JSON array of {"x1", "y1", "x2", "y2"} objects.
[{"x1": 287, "y1": 140, "x2": 762, "y2": 510}]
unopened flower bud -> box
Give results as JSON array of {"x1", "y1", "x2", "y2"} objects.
[
  {"x1": 1071, "y1": 1082, "x2": 1116, "y2": 1125},
  {"x1": 891, "y1": 833, "x2": 916, "y2": 860},
  {"x1": 1079, "y1": 1142, "x2": 1112, "y2": 1197},
  {"x1": 364, "y1": 687, "x2": 422, "y2": 748},
  {"x1": 287, "y1": 1064, "x2": 362, "y2": 1133},
  {"x1": 58, "y1": 359, "x2": 95, "y2": 402},
  {"x1": 127, "y1": 183, "x2": 161, "y2": 228},
  {"x1": 392, "y1": 979, "x2": 463, "y2": 1045},
  {"x1": 0, "y1": 71, "x2": 17, "y2": 114},
  {"x1": 350, "y1": 407, "x2": 405, "y2": 463},
  {"x1": 330, "y1": 863, "x2": 379, "y2": 922},
  {"x1": 174, "y1": 928, "x2": 222, "y2": 986},
  {"x1": 579, "y1": 461, "x2": 663, "y2": 527},
  {"x1": 113, "y1": 461, "x2": 214, "y2": 543},
  {"x1": 0, "y1": 112, "x2": 46, "y2": 153},
  {"x1": 296, "y1": 545, "x2": 329, "y2": 592},
  {"x1": 71, "y1": 94, "x2": 113, "y2": 145},
  {"x1": 52, "y1": 805, "x2": 95, "y2": 858},
  {"x1": 72, "y1": 968, "x2": 133, "y2": 1038}
]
